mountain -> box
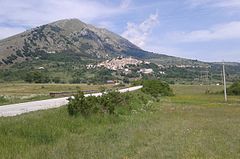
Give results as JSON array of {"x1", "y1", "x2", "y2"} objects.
[
  {"x1": 0, "y1": 18, "x2": 211, "y2": 68},
  {"x1": 0, "y1": 18, "x2": 239, "y2": 84},
  {"x1": 0, "y1": 18, "x2": 156, "y2": 67}
]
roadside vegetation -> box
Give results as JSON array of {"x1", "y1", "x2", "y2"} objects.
[
  {"x1": 68, "y1": 90, "x2": 152, "y2": 116},
  {"x1": 0, "y1": 85, "x2": 240, "y2": 158},
  {"x1": 0, "y1": 96, "x2": 8, "y2": 104},
  {"x1": 67, "y1": 80, "x2": 173, "y2": 116}
]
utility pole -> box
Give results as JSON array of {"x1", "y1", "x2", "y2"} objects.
[{"x1": 222, "y1": 62, "x2": 227, "y2": 102}]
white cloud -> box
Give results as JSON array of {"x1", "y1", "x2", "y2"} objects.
[
  {"x1": 186, "y1": 0, "x2": 240, "y2": 8},
  {"x1": 0, "y1": 0, "x2": 131, "y2": 40},
  {"x1": 169, "y1": 21, "x2": 240, "y2": 42},
  {"x1": 0, "y1": 0, "x2": 128, "y2": 26},
  {"x1": 0, "y1": 27, "x2": 26, "y2": 39},
  {"x1": 145, "y1": 44, "x2": 183, "y2": 57},
  {"x1": 186, "y1": 0, "x2": 213, "y2": 8},
  {"x1": 215, "y1": 0, "x2": 240, "y2": 8},
  {"x1": 120, "y1": 0, "x2": 132, "y2": 9},
  {"x1": 96, "y1": 21, "x2": 117, "y2": 31},
  {"x1": 122, "y1": 12, "x2": 159, "y2": 48}
]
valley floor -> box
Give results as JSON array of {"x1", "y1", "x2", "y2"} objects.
[
  {"x1": 0, "y1": 85, "x2": 240, "y2": 159},
  {"x1": 0, "y1": 83, "x2": 118, "y2": 106}
]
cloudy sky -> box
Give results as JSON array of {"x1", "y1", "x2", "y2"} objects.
[{"x1": 1, "y1": 0, "x2": 240, "y2": 62}]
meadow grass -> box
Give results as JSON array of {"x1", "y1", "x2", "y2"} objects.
[{"x1": 0, "y1": 85, "x2": 240, "y2": 158}]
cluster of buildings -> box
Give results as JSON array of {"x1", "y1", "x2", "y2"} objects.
[
  {"x1": 172, "y1": 64, "x2": 210, "y2": 69},
  {"x1": 96, "y1": 56, "x2": 143, "y2": 71},
  {"x1": 86, "y1": 56, "x2": 157, "y2": 75}
]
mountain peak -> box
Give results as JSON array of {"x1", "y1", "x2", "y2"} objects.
[
  {"x1": 49, "y1": 18, "x2": 87, "y2": 31},
  {"x1": 0, "y1": 18, "x2": 147, "y2": 66},
  {"x1": 51, "y1": 18, "x2": 83, "y2": 24}
]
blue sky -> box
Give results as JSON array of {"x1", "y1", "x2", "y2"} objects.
[{"x1": 1, "y1": 0, "x2": 240, "y2": 62}]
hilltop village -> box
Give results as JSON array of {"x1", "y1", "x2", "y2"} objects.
[
  {"x1": 86, "y1": 56, "x2": 156, "y2": 74},
  {"x1": 86, "y1": 56, "x2": 210, "y2": 75}
]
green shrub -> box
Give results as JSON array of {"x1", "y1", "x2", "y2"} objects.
[
  {"x1": 25, "y1": 71, "x2": 51, "y2": 83},
  {"x1": 227, "y1": 80, "x2": 240, "y2": 95},
  {"x1": 67, "y1": 91, "x2": 100, "y2": 116},
  {"x1": 0, "y1": 96, "x2": 8, "y2": 103},
  {"x1": 141, "y1": 80, "x2": 174, "y2": 98},
  {"x1": 53, "y1": 77, "x2": 61, "y2": 83},
  {"x1": 99, "y1": 91, "x2": 124, "y2": 114},
  {"x1": 131, "y1": 80, "x2": 144, "y2": 86},
  {"x1": 123, "y1": 77, "x2": 130, "y2": 84},
  {"x1": 68, "y1": 91, "x2": 127, "y2": 116},
  {"x1": 67, "y1": 90, "x2": 143, "y2": 116}
]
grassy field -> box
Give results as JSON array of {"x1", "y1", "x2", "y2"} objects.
[
  {"x1": 0, "y1": 85, "x2": 240, "y2": 158},
  {"x1": 0, "y1": 83, "x2": 118, "y2": 105}
]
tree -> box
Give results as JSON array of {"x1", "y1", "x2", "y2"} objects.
[
  {"x1": 123, "y1": 77, "x2": 130, "y2": 84},
  {"x1": 53, "y1": 77, "x2": 61, "y2": 83},
  {"x1": 25, "y1": 71, "x2": 51, "y2": 83},
  {"x1": 227, "y1": 80, "x2": 240, "y2": 95}
]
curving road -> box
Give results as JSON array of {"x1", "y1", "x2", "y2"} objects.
[{"x1": 0, "y1": 86, "x2": 143, "y2": 117}]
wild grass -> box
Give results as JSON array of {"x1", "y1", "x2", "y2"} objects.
[{"x1": 0, "y1": 85, "x2": 240, "y2": 158}]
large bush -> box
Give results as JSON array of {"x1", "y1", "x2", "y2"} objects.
[
  {"x1": 67, "y1": 91, "x2": 100, "y2": 116},
  {"x1": 67, "y1": 91, "x2": 132, "y2": 116},
  {"x1": 227, "y1": 80, "x2": 240, "y2": 95},
  {"x1": 100, "y1": 91, "x2": 121, "y2": 114},
  {"x1": 141, "y1": 80, "x2": 174, "y2": 97}
]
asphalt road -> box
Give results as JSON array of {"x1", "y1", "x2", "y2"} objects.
[{"x1": 0, "y1": 86, "x2": 143, "y2": 117}]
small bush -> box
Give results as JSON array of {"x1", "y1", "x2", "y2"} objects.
[
  {"x1": 227, "y1": 80, "x2": 240, "y2": 95},
  {"x1": 0, "y1": 96, "x2": 8, "y2": 103},
  {"x1": 67, "y1": 91, "x2": 100, "y2": 116}
]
